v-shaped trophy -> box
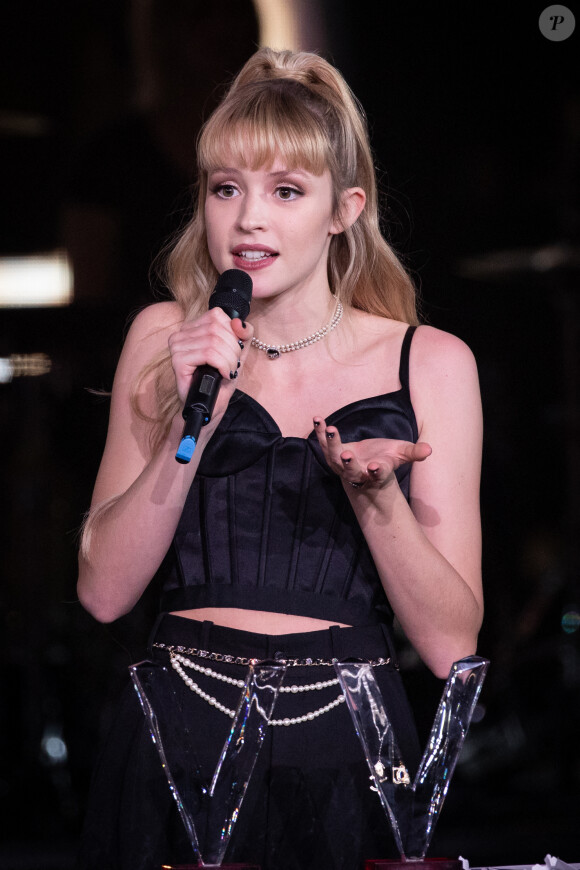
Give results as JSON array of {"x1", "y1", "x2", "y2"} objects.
[
  {"x1": 129, "y1": 657, "x2": 287, "y2": 869},
  {"x1": 335, "y1": 655, "x2": 489, "y2": 870}
]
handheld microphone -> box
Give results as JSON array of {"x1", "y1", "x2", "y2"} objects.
[{"x1": 175, "y1": 269, "x2": 253, "y2": 463}]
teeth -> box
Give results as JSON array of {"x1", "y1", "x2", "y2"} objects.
[{"x1": 237, "y1": 250, "x2": 272, "y2": 260}]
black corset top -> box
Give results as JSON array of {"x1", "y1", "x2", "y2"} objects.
[{"x1": 159, "y1": 326, "x2": 419, "y2": 626}]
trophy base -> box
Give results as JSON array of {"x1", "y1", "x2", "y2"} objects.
[{"x1": 365, "y1": 861, "x2": 462, "y2": 870}]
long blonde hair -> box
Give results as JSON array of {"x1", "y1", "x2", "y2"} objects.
[{"x1": 140, "y1": 47, "x2": 419, "y2": 451}]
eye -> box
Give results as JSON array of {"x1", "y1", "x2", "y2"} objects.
[
  {"x1": 276, "y1": 186, "x2": 302, "y2": 201},
  {"x1": 213, "y1": 183, "x2": 239, "y2": 199}
]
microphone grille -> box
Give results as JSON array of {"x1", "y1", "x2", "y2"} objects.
[{"x1": 209, "y1": 269, "x2": 253, "y2": 319}]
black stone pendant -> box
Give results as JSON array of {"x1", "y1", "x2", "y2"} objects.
[{"x1": 266, "y1": 347, "x2": 280, "y2": 360}]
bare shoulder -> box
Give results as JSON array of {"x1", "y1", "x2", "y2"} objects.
[
  {"x1": 411, "y1": 324, "x2": 478, "y2": 391},
  {"x1": 410, "y1": 325, "x2": 481, "y2": 432},
  {"x1": 411, "y1": 324, "x2": 477, "y2": 371},
  {"x1": 91, "y1": 303, "x2": 183, "y2": 503},
  {"x1": 126, "y1": 301, "x2": 183, "y2": 351},
  {"x1": 106, "y1": 301, "x2": 183, "y2": 429},
  {"x1": 115, "y1": 302, "x2": 183, "y2": 380}
]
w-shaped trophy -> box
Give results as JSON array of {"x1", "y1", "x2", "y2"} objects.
[
  {"x1": 130, "y1": 657, "x2": 287, "y2": 869},
  {"x1": 335, "y1": 655, "x2": 489, "y2": 869}
]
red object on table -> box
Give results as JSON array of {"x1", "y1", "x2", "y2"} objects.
[{"x1": 365, "y1": 860, "x2": 462, "y2": 870}]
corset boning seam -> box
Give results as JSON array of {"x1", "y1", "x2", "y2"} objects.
[
  {"x1": 257, "y1": 446, "x2": 276, "y2": 588},
  {"x1": 287, "y1": 446, "x2": 311, "y2": 592},
  {"x1": 228, "y1": 474, "x2": 238, "y2": 587},
  {"x1": 199, "y1": 477, "x2": 212, "y2": 586},
  {"x1": 314, "y1": 487, "x2": 345, "y2": 595},
  {"x1": 340, "y1": 530, "x2": 363, "y2": 600}
]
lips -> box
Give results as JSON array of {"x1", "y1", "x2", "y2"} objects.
[
  {"x1": 236, "y1": 250, "x2": 275, "y2": 261},
  {"x1": 231, "y1": 244, "x2": 278, "y2": 270}
]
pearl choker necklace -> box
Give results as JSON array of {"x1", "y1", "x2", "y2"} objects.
[{"x1": 251, "y1": 298, "x2": 343, "y2": 360}]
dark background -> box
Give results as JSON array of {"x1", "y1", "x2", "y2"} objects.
[{"x1": 1, "y1": 1, "x2": 579, "y2": 867}]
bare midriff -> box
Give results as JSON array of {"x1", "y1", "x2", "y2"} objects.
[{"x1": 171, "y1": 607, "x2": 351, "y2": 634}]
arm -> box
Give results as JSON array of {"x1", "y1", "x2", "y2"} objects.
[
  {"x1": 315, "y1": 326, "x2": 483, "y2": 678},
  {"x1": 77, "y1": 301, "x2": 250, "y2": 623}
]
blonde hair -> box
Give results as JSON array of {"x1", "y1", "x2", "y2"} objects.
[{"x1": 139, "y1": 47, "x2": 419, "y2": 451}]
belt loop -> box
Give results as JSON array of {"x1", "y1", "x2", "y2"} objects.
[
  {"x1": 147, "y1": 611, "x2": 167, "y2": 654},
  {"x1": 200, "y1": 619, "x2": 213, "y2": 649},
  {"x1": 329, "y1": 624, "x2": 346, "y2": 662},
  {"x1": 380, "y1": 623, "x2": 399, "y2": 668},
  {"x1": 268, "y1": 636, "x2": 286, "y2": 661}
]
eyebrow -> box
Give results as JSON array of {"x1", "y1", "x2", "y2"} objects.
[
  {"x1": 208, "y1": 167, "x2": 309, "y2": 178},
  {"x1": 207, "y1": 168, "x2": 238, "y2": 176},
  {"x1": 268, "y1": 169, "x2": 308, "y2": 178}
]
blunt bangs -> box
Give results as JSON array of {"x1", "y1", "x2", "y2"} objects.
[{"x1": 197, "y1": 81, "x2": 335, "y2": 177}]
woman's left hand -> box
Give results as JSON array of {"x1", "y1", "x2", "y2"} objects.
[{"x1": 313, "y1": 417, "x2": 432, "y2": 491}]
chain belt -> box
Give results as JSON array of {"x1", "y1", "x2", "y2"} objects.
[{"x1": 153, "y1": 641, "x2": 391, "y2": 668}]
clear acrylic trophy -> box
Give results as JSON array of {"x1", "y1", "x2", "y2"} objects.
[
  {"x1": 130, "y1": 657, "x2": 287, "y2": 869},
  {"x1": 335, "y1": 655, "x2": 489, "y2": 869}
]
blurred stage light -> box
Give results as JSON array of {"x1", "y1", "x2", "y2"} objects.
[
  {"x1": 0, "y1": 110, "x2": 51, "y2": 137},
  {"x1": 561, "y1": 610, "x2": 580, "y2": 634},
  {"x1": 0, "y1": 353, "x2": 52, "y2": 383},
  {"x1": 41, "y1": 732, "x2": 68, "y2": 765},
  {"x1": 0, "y1": 250, "x2": 73, "y2": 307},
  {"x1": 254, "y1": 0, "x2": 299, "y2": 49}
]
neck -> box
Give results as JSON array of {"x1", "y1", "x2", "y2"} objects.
[{"x1": 249, "y1": 289, "x2": 338, "y2": 348}]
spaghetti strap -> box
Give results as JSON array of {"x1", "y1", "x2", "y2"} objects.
[{"x1": 398, "y1": 325, "x2": 417, "y2": 393}]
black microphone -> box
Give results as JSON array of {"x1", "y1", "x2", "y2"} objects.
[{"x1": 175, "y1": 269, "x2": 253, "y2": 463}]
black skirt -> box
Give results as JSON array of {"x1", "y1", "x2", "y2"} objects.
[{"x1": 77, "y1": 614, "x2": 420, "y2": 870}]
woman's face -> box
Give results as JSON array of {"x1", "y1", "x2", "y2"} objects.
[{"x1": 204, "y1": 158, "x2": 342, "y2": 302}]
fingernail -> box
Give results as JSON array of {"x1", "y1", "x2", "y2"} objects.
[
  {"x1": 313, "y1": 419, "x2": 320, "y2": 427},
  {"x1": 237, "y1": 359, "x2": 241, "y2": 368},
  {"x1": 229, "y1": 370, "x2": 239, "y2": 380},
  {"x1": 242, "y1": 321, "x2": 247, "y2": 329},
  {"x1": 326, "y1": 430, "x2": 335, "y2": 440},
  {"x1": 370, "y1": 467, "x2": 379, "y2": 474},
  {"x1": 342, "y1": 456, "x2": 351, "y2": 464},
  {"x1": 238, "y1": 339, "x2": 245, "y2": 349}
]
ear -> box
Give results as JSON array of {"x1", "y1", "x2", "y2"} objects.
[{"x1": 330, "y1": 187, "x2": 366, "y2": 235}]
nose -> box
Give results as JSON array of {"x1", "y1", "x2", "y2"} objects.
[{"x1": 236, "y1": 190, "x2": 267, "y2": 232}]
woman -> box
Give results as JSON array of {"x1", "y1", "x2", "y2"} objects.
[{"x1": 77, "y1": 47, "x2": 483, "y2": 870}]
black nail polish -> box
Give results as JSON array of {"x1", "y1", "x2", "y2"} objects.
[
  {"x1": 237, "y1": 359, "x2": 241, "y2": 369},
  {"x1": 313, "y1": 419, "x2": 320, "y2": 427},
  {"x1": 233, "y1": 370, "x2": 238, "y2": 379},
  {"x1": 342, "y1": 457, "x2": 351, "y2": 464},
  {"x1": 242, "y1": 321, "x2": 247, "y2": 329},
  {"x1": 326, "y1": 430, "x2": 335, "y2": 440},
  {"x1": 238, "y1": 340, "x2": 245, "y2": 350},
  {"x1": 229, "y1": 371, "x2": 236, "y2": 380}
]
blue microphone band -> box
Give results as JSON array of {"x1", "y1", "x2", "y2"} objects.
[
  {"x1": 175, "y1": 407, "x2": 205, "y2": 464},
  {"x1": 175, "y1": 436, "x2": 197, "y2": 464},
  {"x1": 175, "y1": 269, "x2": 252, "y2": 464}
]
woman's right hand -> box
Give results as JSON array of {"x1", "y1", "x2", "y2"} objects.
[
  {"x1": 77, "y1": 302, "x2": 252, "y2": 623},
  {"x1": 168, "y1": 308, "x2": 253, "y2": 423}
]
